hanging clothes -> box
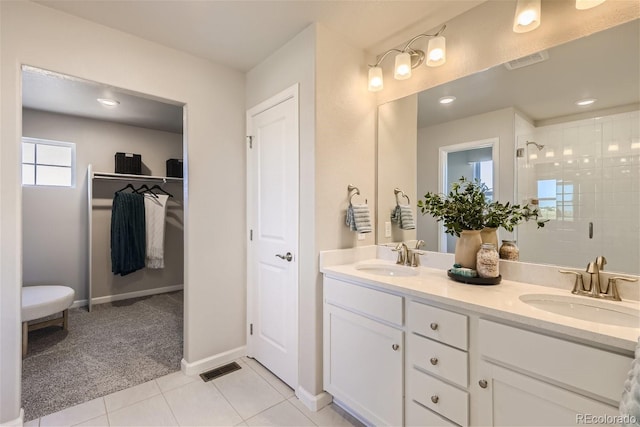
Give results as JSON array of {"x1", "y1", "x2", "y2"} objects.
[
  {"x1": 144, "y1": 194, "x2": 169, "y2": 269},
  {"x1": 111, "y1": 192, "x2": 146, "y2": 276}
]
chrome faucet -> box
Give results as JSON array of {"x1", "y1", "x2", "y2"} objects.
[{"x1": 392, "y1": 242, "x2": 409, "y2": 266}]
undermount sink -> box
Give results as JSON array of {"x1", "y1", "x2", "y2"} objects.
[
  {"x1": 519, "y1": 294, "x2": 640, "y2": 328},
  {"x1": 355, "y1": 263, "x2": 419, "y2": 277}
]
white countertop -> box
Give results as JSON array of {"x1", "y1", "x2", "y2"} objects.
[{"x1": 322, "y1": 259, "x2": 640, "y2": 353}]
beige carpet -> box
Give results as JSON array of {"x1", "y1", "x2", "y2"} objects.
[{"x1": 22, "y1": 291, "x2": 183, "y2": 421}]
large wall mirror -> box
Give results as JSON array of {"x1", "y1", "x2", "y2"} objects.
[{"x1": 376, "y1": 19, "x2": 639, "y2": 275}]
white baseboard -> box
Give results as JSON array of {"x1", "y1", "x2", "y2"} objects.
[
  {"x1": 296, "y1": 386, "x2": 332, "y2": 412},
  {"x1": 91, "y1": 284, "x2": 183, "y2": 306},
  {"x1": 181, "y1": 345, "x2": 246, "y2": 376},
  {"x1": 70, "y1": 299, "x2": 88, "y2": 309},
  {"x1": 1, "y1": 408, "x2": 24, "y2": 426}
]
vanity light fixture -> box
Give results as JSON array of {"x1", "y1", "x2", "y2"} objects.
[
  {"x1": 563, "y1": 148, "x2": 573, "y2": 156},
  {"x1": 576, "y1": 0, "x2": 606, "y2": 9},
  {"x1": 513, "y1": 0, "x2": 541, "y2": 33},
  {"x1": 439, "y1": 96, "x2": 456, "y2": 104},
  {"x1": 608, "y1": 143, "x2": 619, "y2": 152},
  {"x1": 631, "y1": 141, "x2": 640, "y2": 150},
  {"x1": 545, "y1": 150, "x2": 555, "y2": 158},
  {"x1": 97, "y1": 98, "x2": 120, "y2": 107},
  {"x1": 575, "y1": 98, "x2": 597, "y2": 106},
  {"x1": 368, "y1": 25, "x2": 447, "y2": 92}
]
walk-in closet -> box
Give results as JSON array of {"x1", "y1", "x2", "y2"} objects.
[{"x1": 20, "y1": 66, "x2": 186, "y2": 421}]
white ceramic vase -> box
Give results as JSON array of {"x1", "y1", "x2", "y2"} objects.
[{"x1": 455, "y1": 230, "x2": 483, "y2": 269}]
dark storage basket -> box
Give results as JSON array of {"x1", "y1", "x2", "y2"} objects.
[
  {"x1": 166, "y1": 159, "x2": 183, "y2": 178},
  {"x1": 115, "y1": 152, "x2": 142, "y2": 175}
]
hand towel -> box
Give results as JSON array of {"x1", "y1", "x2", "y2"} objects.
[
  {"x1": 111, "y1": 192, "x2": 146, "y2": 276},
  {"x1": 144, "y1": 194, "x2": 169, "y2": 269},
  {"x1": 391, "y1": 204, "x2": 416, "y2": 230},
  {"x1": 346, "y1": 203, "x2": 372, "y2": 234},
  {"x1": 620, "y1": 338, "x2": 640, "y2": 426}
]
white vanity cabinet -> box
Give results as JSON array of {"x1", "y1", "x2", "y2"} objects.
[
  {"x1": 475, "y1": 320, "x2": 631, "y2": 427},
  {"x1": 406, "y1": 300, "x2": 470, "y2": 427},
  {"x1": 323, "y1": 277, "x2": 404, "y2": 426}
]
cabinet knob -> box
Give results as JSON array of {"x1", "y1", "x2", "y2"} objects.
[
  {"x1": 431, "y1": 395, "x2": 439, "y2": 404},
  {"x1": 430, "y1": 357, "x2": 438, "y2": 365},
  {"x1": 430, "y1": 322, "x2": 439, "y2": 330},
  {"x1": 479, "y1": 379, "x2": 488, "y2": 389},
  {"x1": 392, "y1": 344, "x2": 400, "y2": 351}
]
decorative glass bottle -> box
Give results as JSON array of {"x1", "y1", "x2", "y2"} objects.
[
  {"x1": 499, "y1": 240, "x2": 520, "y2": 261},
  {"x1": 477, "y1": 243, "x2": 499, "y2": 278}
]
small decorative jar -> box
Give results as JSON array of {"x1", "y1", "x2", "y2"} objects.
[
  {"x1": 477, "y1": 243, "x2": 499, "y2": 278},
  {"x1": 499, "y1": 240, "x2": 520, "y2": 261}
]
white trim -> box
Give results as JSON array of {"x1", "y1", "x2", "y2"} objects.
[
  {"x1": 90, "y1": 284, "x2": 183, "y2": 306},
  {"x1": 181, "y1": 346, "x2": 246, "y2": 376},
  {"x1": 1, "y1": 409, "x2": 24, "y2": 426},
  {"x1": 295, "y1": 386, "x2": 333, "y2": 412},
  {"x1": 438, "y1": 137, "x2": 500, "y2": 252}
]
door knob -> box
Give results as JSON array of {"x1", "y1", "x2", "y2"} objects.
[
  {"x1": 479, "y1": 379, "x2": 488, "y2": 389},
  {"x1": 275, "y1": 252, "x2": 293, "y2": 262},
  {"x1": 431, "y1": 395, "x2": 439, "y2": 404},
  {"x1": 430, "y1": 357, "x2": 438, "y2": 365},
  {"x1": 430, "y1": 322, "x2": 438, "y2": 330},
  {"x1": 392, "y1": 344, "x2": 400, "y2": 351}
]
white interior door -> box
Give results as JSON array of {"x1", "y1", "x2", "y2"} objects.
[{"x1": 247, "y1": 84, "x2": 299, "y2": 389}]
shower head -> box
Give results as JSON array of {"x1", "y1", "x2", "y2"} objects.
[{"x1": 526, "y1": 141, "x2": 545, "y2": 151}]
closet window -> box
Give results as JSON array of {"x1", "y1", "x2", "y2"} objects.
[{"x1": 22, "y1": 138, "x2": 75, "y2": 187}]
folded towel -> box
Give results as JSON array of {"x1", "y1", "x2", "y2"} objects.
[
  {"x1": 391, "y1": 204, "x2": 415, "y2": 230},
  {"x1": 450, "y1": 267, "x2": 478, "y2": 277},
  {"x1": 144, "y1": 194, "x2": 169, "y2": 269},
  {"x1": 346, "y1": 203, "x2": 372, "y2": 234},
  {"x1": 620, "y1": 338, "x2": 640, "y2": 426}
]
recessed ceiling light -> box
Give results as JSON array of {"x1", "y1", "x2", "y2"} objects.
[
  {"x1": 439, "y1": 96, "x2": 456, "y2": 104},
  {"x1": 575, "y1": 98, "x2": 596, "y2": 106},
  {"x1": 97, "y1": 98, "x2": 120, "y2": 107}
]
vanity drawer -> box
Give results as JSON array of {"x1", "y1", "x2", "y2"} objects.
[
  {"x1": 324, "y1": 277, "x2": 403, "y2": 326},
  {"x1": 408, "y1": 333, "x2": 468, "y2": 388},
  {"x1": 408, "y1": 368, "x2": 469, "y2": 427},
  {"x1": 479, "y1": 320, "x2": 633, "y2": 403},
  {"x1": 409, "y1": 300, "x2": 468, "y2": 350},
  {"x1": 406, "y1": 399, "x2": 458, "y2": 427}
]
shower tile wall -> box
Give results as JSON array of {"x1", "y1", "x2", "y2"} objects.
[{"x1": 517, "y1": 110, "x2": 640, "y2": 275}]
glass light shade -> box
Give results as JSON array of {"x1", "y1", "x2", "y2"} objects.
[
  {"x1": 513, "y1": 0, "x2": 541, "y2": 33},
  {"x1": 576, "y1": 0, "x2": 605, "y2": 9},
  {"x1": 368, "y1": 66, "x2": 383, "y2": 92},
  {"x1": 394, "y1": 52, "x2": 412, "y2": 80},
  {"x1": 426, "y1": 36, "x2": 446, "y2": 67}
]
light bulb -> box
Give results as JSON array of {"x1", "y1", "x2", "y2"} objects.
[
  {"x1": 513, "y1": 0, "x2": 541, "y2": 33},
  {"x1": 394, "y1": 52, "x2": 412, "y2": 80},
  {"x1": 426, "y1": 36, "x2": 446, "y2": 67},
  {"x1": 368, "y1": 66, "x2": 383, "y2": 92}
]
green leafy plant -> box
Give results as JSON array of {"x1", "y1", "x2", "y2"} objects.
[{"x1": 417, "y1": 177, "x2": 547, "y2": 237}]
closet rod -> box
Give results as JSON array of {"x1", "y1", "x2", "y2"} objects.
[{"x1": 92, "y1": 172, "x2": 182, "y2": 183}]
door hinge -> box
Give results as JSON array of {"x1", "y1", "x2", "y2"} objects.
[
  {"x1": 247, "y1": 135, "x2": 253, "y2": 149},
  {"x1": 250, "y1": 229, "x2": 253, "y2": 241},
  {"x1": 250, "y1": 323, "x2": 253, "y2": 335}
]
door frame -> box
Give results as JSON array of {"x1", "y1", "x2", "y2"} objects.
[
  {"x1": 245, "y1": 84, "x2": 300, "y2": 383},
  {"x1": 438, "y1": 137, "x2": 499, "y2": 252}
]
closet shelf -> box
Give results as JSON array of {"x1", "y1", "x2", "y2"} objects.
[{"x1": 92, "y1": 171, "x2": 183, "y2": 183}]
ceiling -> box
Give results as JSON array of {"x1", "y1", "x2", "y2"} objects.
[
  {"x1": 25, "y1": 0, "x2": 484, "y2": 133},
  {"x1": 417, "y1": 19, "x2": 640, "y2": 128},
  {"x1": 34, "y1": 0, "x2": 484, "y2": 72}
]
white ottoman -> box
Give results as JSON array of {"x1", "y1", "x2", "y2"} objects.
[{"x1": 22, "y1": 285, "x2": 75, "y2": 357}]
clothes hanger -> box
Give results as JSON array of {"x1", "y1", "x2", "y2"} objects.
[
  {"x1": 134, "y1": 184, "x2": 158, "y2": 198},
  {"x1": 149, "y1": 184, "x2": 173, "y2": 198},
  {"x1": 115, "y1": 183, "x2": 136, "y2": 193}
]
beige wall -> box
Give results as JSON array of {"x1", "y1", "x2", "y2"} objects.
[
  {"x1": 0, "y1": 2, "x2": 244, "y2": 423},
  {"x1": 377, "y1": 95, "x2": 418, "y2": 245},
  {"x1": 246, "y1": 24, "x2": 318, "y2": 397},
  {"x1": 374, "y1": 0, "x2": 639, "y2": 105}
]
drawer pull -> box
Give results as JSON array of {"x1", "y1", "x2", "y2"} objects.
[
  {"x1": 430, "y1": 357, "x2": 438, "y2": 365},
  {"x1": 430, "y1": 322, "x2": 439, "y2": 330},
  {"x1": 479, "y1": 379, "x2": 488, "y2": 389},
  {"x1": 392, "y1": 344, "x2": 400, "y2": 351},
  {"x1": 431, "y1": 395, "x2": 439, "y2": 404}
]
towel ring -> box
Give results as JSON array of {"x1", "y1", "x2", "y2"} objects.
[
  {"x1": 394, "y1": 188, "x2": 410, "y2": 205},
  {"x1": 348, "y1": 184, "x2": 361, "y2": 204}
]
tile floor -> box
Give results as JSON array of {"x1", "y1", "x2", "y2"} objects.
[{"x1": 25, "y1": 357, "x2": 363, "y2": 427}]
